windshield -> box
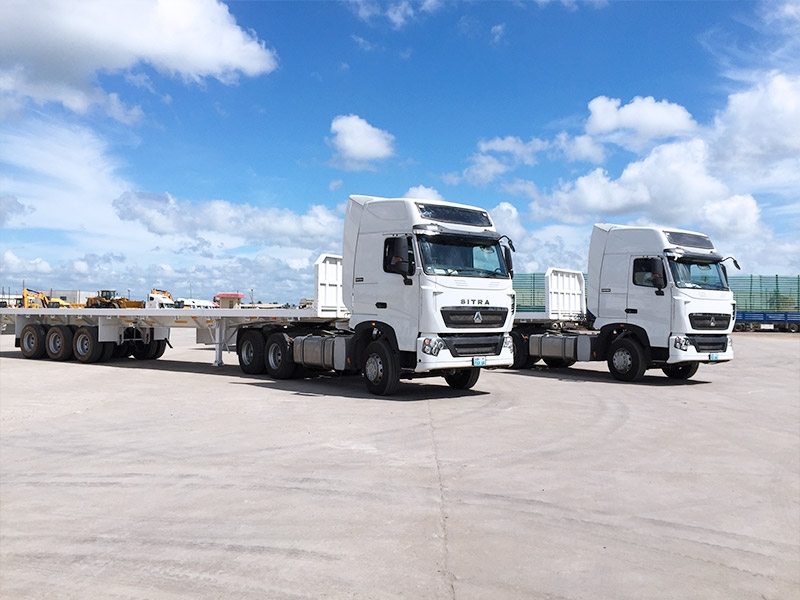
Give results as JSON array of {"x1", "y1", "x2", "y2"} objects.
[
  {"x1": 418, "y1": 235, "x2": 509, "y2": 278},
  {"x1": 669, "y1": 260, "x2": 729, "y2": 290}
]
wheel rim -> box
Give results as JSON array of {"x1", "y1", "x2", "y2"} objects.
[
  {"x1": 268, "y1": 344, "x2": 282, "y2": 370},
  {"x1": 22, "y1": 332, "x2": 35, "y2": 352},
  {"x1": 76, "y1": 333, "x2": 90, "y2": 357},
  {"x1": 241, "y1": 340, "x2": 254, "y2": 365},
  {"x1": 612, "y1": 348, "x2": 632, "y2": 373},
  {"x1": 364, "y1": 353, "x2": 383, "y2": 384},
  {"x1": 48, "y1": 334, "x2": 62, "y2": 354}
]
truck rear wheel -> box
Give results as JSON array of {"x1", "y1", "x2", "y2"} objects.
[
  {"x1": 46, "y1": 325, "x2": 74, "y2": 361},
  {"x1": 662, "y1": 362, "x2": 699, "y2": 380},
  {"x1": 266, "y1": 333, "x2": 296, "y2": 379},
  {"x1": 363, "y1": 340, "x2": 400, "y2": 396},
  {"x1": 131, "y1": 339, "x2": 159, "y2": 360},
  {"x1": 20, "y1": 324, "x2": 48, "y2": 359},
  {"x1": 444, "y1": 368, "x2": 480, "y2": 390},
  {"x1": 607, "y1": 337, "x2": 646, "y2": 382},
  {"x1": 73, "y1": 326, "x2": 103, "y2": 363},
  {"x1": 238, "y1": 330, "x2": 266, "y2": 374}
]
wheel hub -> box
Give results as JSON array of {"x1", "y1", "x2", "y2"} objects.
[
  {"x1": 364, "y1": 354, "x2": 383, "y2": 383},
  {"x1": 612, "y1": 349, "x2": 632, "y2": 373}
]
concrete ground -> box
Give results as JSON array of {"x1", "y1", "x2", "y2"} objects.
[{"x1": 0, "y1": 328, "x2": 798, "y2": 600}]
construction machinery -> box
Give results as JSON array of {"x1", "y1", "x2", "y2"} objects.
[
  {"x1": 21, "y1": 288, "x2": 50, "y2": 308},
  {"x1": 85, "y1": 290, "x2": 144, "y2": 309}
]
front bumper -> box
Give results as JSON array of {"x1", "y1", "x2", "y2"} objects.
[
  {"x1": 415, "y1": 333, "x2": 514, "y2": 372},
  {"x1": 668, "y1": 334, "x2": 734, "y2": 364}
]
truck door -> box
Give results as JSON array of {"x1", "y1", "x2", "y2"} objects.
[
  {"x1": 627, "y1": 257, "x2": 672, "y2": 348},
  {"x1": 378, "y1": 236, "x2": 420, "y2": 350}
]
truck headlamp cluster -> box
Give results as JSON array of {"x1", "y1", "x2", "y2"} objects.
[
  {"x1": 674, "y1": 336, "x2": 690, "y2": 351},
  {"x1": 422, "y1": 337, "x2": 445, "y2": 356},
  {"x1": 503, "y1": 334, "x2": 513, "y2": 350}
]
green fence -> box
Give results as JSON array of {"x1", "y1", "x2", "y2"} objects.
[
  {"x1": 513, "y1": 274, "x2": 800, "y2": 313},
  {"x1": 729, "y1": 275, "x2": 800, "y2": 312}
]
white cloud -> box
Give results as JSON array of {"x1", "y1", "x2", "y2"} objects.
[
  {"x1": 113, "y1": 192, "x2": 343, "y2": 245},
  {"x1": 461, "y1": 136, "x2": 549, "y2": 185},
  {"x1": 348, "y1": 0, "x2": 443, "y2": 28},
  {"x1": 585, "y1": 95, "x2": 697, "y2": 149},
  {"x1": 708, "y1": 72, "x2": 800, "y2": 195},
  {"x1": 491, "y1": 24, "x2": 506, "y2": 45},
  {"x1": 0, "y1": 0, "x2": 278, "y2": 121},
  {"x1": 404, "y1": 185, "x2": 444, "y2": 201},
  {"x1": 553, "y1": 132, "x2": 605, "y2": 163},
  {"x1": 329, "y1": 114, "x2": 396, "y2": 171}
]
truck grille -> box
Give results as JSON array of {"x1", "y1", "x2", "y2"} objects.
[
  {"x1": 441, "y1": 334, "x2": 505, "y2": 357},
  {"x1": 688, "y1": 335, "x2": 728, "y2": 352},
  {"x1": 689, "y1": 313, "x2": 731, "y2": 330},
  {"x1": 441, "y1": 307, "x2": 508, "y2": 329}
]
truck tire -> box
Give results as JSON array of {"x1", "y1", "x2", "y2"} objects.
[
  {"x1": 131, "y1": 339, "x2": 159, "y2": 360},
  {"x1": 543, "y1": 357, "x2": 576, "y2": 368},
  {"x1": 73, "y1": 326, "x2": 103, "y2": 363},
  {"x1": 788, "y1": 323, "x2": 799, "y2": 333},
  {"x1": 99, "y1": 342, "x2": 115, "y2": 362},
  {"x1": 45, "y1": 325, "x2": 74, "y2": 361},
  {"x1": 112, "y1": 342, "x2": 132, "y2": 359},
  {"x1": 152, "y1": 339, "x2": 167, "y2": 359},
  {"x1": 238, "y1": 330, "x2": 266, "y2": 375},
  {"x1": 662, "y1": 362, "x2": 699, "y2": 380},
  {"x1": 607, "y1": 337, "x2": 646, "y2": 382},
  {"x1": 444, "y1": 368, "x2": 480, "y2": 390},
  {"x1": 510, "y1": 331, "x2": 528, "y2": 369},
  {"x1": 265, "y1": 332, "x2": 296, "y2": 379},
  {"x1": 20, "y1": 324, "x2": 48, "y2": 359},
  {"x1": 363, "y1": 340, "x2": 400, "y2": 396}
]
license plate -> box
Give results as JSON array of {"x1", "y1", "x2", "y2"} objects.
[
  {"x1": 472, "y1": 356, "x2": 487, "y2": 367},
  {"x1": 709, "y1": 353, "x2": 719, "y2": 361}
]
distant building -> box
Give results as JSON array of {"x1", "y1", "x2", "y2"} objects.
[{"x1": 213, "y1": 292, "x2": 245, "y2": 308}]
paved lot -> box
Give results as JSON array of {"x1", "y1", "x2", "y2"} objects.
[{"x1": 1, "y1": 328, "x2": 798, "y2": 599}]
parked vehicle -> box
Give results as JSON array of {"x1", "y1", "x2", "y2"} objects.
[
  {"x1": 0, "y1": 195, "x2": 516, "y2": 395},
  {"x1": 511, "y1": 223, "x2": 738, "y2": 381}
]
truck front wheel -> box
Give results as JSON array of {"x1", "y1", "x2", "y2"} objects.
[
  {"x1": 662, "y1": 362, "x2": 699, "y2": 380},
  {"x1": 266, "y1": 333, "x2": 296, "y2": 379},
  {"x1": 363, "y1": 340, "x2": 400, "y2": 396},
  {"x1": 607, "y1": 337, "x2": 646, "y2": 382},
  {"x1": 444, "y1": 368, "x2": 480, "y2": 390}
]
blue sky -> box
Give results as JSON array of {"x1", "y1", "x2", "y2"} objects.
[{"x1": 1, "y1": 0, "x2": 799, "y2": 303}]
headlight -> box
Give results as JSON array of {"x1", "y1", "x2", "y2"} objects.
[
  {"x1": 422, "y1": 337, "x2": 445, "y2": 356},
  {"x1": 503, "y1": 334, "x2": 513, "y2": 350},
  {"x1": 673, "y1": 336, "x2": 690, "y2": 351}
]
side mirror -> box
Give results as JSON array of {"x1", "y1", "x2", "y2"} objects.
[
  {"x1": 391, "y1": 237, "x2": 410, "y2": 275},
  {"x1": 650, "y1": 257, "x2": 666, "y2": 291},
  {"x1": 504, "y1": 245, "x2": 514, "y2": 278}
]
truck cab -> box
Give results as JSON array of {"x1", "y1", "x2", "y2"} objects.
[
  {"x1": 588, "y1": 223, "x2": 736, "y2": 380},
  {"x1": 341, "y1": 195, "x2": 516, "y2": 393}
]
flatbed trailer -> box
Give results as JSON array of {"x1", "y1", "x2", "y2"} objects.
[{"x1": 0, "y1": 254, "x2": 349, "y2": 367}]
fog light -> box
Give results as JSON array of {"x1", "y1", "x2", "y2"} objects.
[{"x1": 422, "y1": 337, "x2": 445, "y2": 356}]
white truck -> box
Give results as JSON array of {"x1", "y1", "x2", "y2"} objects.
[
  {"x1": 511, "y1": 223, "x2": 738, "y2": 381},
  {"x1": 1, "y1": 195, "x2": 516, "y2": 395}
]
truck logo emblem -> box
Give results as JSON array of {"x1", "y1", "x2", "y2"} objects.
[
  {"x1": 710, "y1": 316, "x2": 716, "y2": 327},
  {"x1": 473, "y1": 311, "x2": 483, "y2": 324}
]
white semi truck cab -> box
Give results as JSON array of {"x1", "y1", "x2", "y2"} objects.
[
  {"x1": 513, "y1": 223, "x2": 737, "y2": 382},
  {"x1": 335, "y1": 195, "x2": 516, "y2": 393}
]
